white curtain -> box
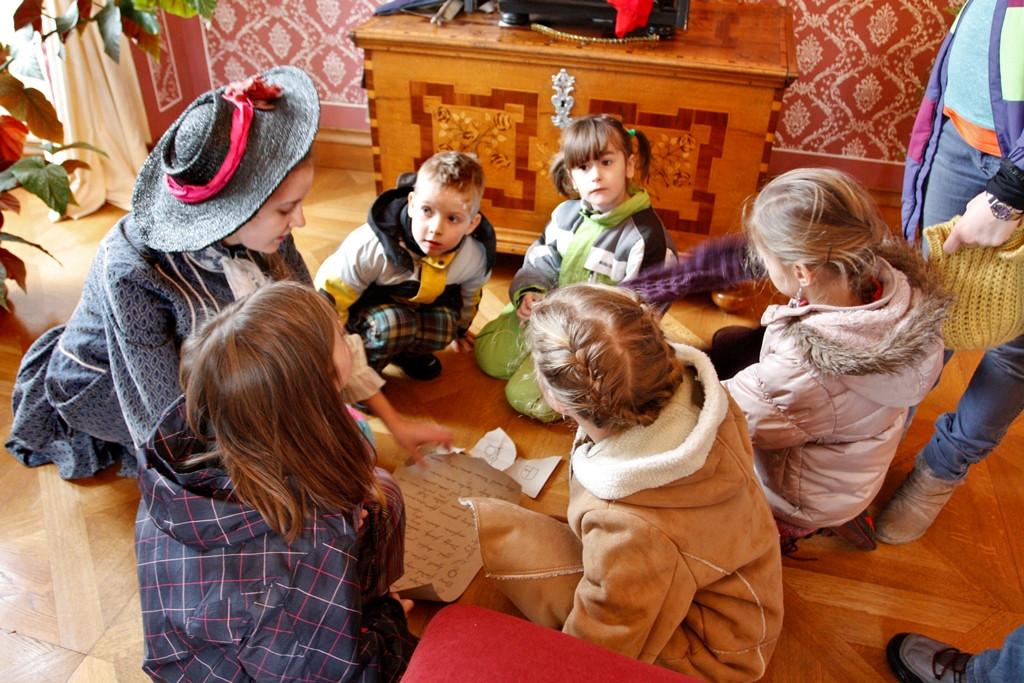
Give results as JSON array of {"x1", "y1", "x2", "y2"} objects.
[{"x1": 44, "y1": 0, "x2": 150, "y2": 218}]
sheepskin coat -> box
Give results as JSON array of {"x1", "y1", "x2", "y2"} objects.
[{"x1": 565, "y1": 344, "x2": 784, "y2": 682}]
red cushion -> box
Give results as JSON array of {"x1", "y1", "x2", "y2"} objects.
[{"x1": 402, "y1": 604, "x2": 702, "y2": 682}]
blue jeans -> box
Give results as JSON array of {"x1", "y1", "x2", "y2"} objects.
[
  {"x1": 969, "y1": 624, "x2": 1024, "y2": 682},
  {"x1": 917, "y1": 119, "x2": 1024, "y2": 481}
]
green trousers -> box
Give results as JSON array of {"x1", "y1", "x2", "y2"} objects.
[{"x1": 474, "y1": 304, "x2": 559, "y2": 423}]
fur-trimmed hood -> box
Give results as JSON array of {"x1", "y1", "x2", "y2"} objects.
[
  {"x1": 725, "y1": 240, "x2": 950, "y2": 528},
  {"x1": 570, "y1": 343, "x2": 730, "y2": 500},
  {"x1": 762, "y1": 240, "x2": 951, "y2": 407}
]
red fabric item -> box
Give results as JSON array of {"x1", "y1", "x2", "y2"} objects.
[
  {"x1": 403, "y1": 604, "x2": 702, "y2": 682},
  {"x1": 607, "y1": 0, "x2": 655, "y2": 37}
]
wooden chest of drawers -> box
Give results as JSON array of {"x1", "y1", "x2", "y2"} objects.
[{"x1": 353, "y1": 3, "x2": 795, "y2": 254}]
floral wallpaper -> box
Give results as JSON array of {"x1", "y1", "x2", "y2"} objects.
[
  {"x1": 135, "y1": 0, "x2": 959, "y2": 189},
  {"x1": 135, "y1": 0, "x2": 382, "y2": 133},
  {"x1": 751, "y1": 0, "x2": 958, "y2": 162},
  {"x1": 205, "y1": 0, "x2": 378, "y2": 124}
]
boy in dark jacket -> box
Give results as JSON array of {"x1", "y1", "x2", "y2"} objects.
[{"x1": 315, "y1": 151, "x2": 495, "y2": 380}]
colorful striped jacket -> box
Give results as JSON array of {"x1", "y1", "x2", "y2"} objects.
[
  {"x1": 314, "y1": 186, "x2": 496, "y2": 336},
  {"x1": 902, "y1": 0, "x2": 1024, "y2": 239},
  {"x1": 510, "y1": 190, "x2": 676, "y2": 303}
]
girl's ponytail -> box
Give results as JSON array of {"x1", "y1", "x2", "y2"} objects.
[
  {"x1": 550, "y1": 114, "x2": 652, "y2": 196},
  {"x1": 549, "y1": 151, "x2": 576, "y2": 197},
  {"x1": 629, "y1": 127, "x2": 652, "y2": 185}
]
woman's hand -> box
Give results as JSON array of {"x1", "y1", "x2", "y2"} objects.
[
  {"x1": 516, "y1": 292, "x2": 543, "y2": 322},
  {"x1": 942, "y1": 191, "x2": 1021, "y2": 254}
]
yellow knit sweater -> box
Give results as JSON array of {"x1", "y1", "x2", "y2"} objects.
[{"x1": 924, "y1": 217, "x2": 1024, "y2": 350}]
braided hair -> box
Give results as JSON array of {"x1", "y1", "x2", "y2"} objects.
[{"x1": 527, "y1": 283, "x2": 683, "y2": 432}]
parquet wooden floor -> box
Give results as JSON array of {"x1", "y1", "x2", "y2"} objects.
[{"x1": 0, "y1": 167, "x2": 1020, "y2": 682}]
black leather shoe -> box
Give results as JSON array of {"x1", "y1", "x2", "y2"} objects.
[
  {"x1": 886, "y1": 633, "x2": 972, "y2": 683},
  {"x1": 393, "y1": 352, "x2": 442, "y2": 381}
]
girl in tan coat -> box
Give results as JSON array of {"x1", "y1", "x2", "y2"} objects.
[{"x1": 468, "y1": 284, "x2": 783, "y2": 682}]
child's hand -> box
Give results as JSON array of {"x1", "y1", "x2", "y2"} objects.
[
  {"x1": 448, "y1": 332, "x2": 475, "y2": 353},
  {"x1": 391, "y1": 417, "x2": 453, "y2": 463},
  {"x1": 516, "y1": 292, "x2": 543, "y2": 322},
  {"x1": 356, "y1": 506, "x2": 369, "y2": 531},
  {"x1": 390, "y1": 591, "x2": 414, "y2": 616}
]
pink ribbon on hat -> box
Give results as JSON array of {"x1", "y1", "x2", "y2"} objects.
[{"x1": 165, "y1": 76, "x2": 282, "y2": 204}]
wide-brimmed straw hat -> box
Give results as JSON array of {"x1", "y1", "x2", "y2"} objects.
[{"x1": 132, "y1": 65, "x2": 319, "y2": 252}]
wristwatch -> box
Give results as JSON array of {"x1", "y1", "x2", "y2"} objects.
[{"x1": 985, "y1": 193, "x2": 1024, "y2": 221}]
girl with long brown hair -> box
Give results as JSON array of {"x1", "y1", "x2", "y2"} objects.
[{"x1": 135, "y1": 281, "x2": 429, "y2": 681}]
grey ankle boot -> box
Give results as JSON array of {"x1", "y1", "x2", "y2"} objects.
[
  {"x1": 876, "y1": 459, "x2": 962, "y2": 545},
  {"x1": 886, "y1": 632, "x2": 972, "y2": 682}
]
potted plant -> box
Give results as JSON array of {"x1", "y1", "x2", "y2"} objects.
[{"x1": 0, "y1": 0, "x2": 216, "y2": 309}]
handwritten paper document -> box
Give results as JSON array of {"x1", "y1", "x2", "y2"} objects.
[{"x1": 392, "y1": 453, "x2": 521, "y2": 602}]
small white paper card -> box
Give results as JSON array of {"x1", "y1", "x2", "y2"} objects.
[
  {"x1": 504, "y1": 456, "x2": 562, "y2": 499},
  {"x1": 468, "y1": 427, "x2": 517, "y2": 471}
]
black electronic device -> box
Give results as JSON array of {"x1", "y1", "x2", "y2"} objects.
[{"x1": 498, "y1": 0, "x2": 690, "y2": 37}]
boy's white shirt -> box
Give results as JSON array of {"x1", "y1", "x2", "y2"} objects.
[
  {"x1": 570, "y1": 343, "x2": 729, "y2": 500},
  {"x1": 314, "y1": 223, "x2": 490, "y2": 330}
]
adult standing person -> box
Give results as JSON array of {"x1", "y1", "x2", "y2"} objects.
[
  {"x1": 7, "y1": 65, "x2": 447, "y2": 480},
  {"x1": 876, "y1": 0, "x2": 1024, "y2": 543}
]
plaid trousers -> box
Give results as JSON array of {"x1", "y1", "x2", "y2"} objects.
[{"x1": 348, "y1": 303, "x2": 458, "y2": 370}]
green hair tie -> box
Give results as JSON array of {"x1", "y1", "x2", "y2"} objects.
[{"x1": 627, "y1": 128, "x2": 636, "y2": 136}]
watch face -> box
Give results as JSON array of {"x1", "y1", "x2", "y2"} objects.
[{"x1": 987, "y1": 196, "x2": 1021, "y2": 221}]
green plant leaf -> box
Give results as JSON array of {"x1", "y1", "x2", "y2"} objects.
[
  {"x1": 9, "y1": 30, "x2": 45, "y2": 82},
  {"x1": 0, "y1": 116, "x2": 29, "y2": 167},
  {"x1": 40, "y1": 141, "x2": 109, "y2": 157},
  {"x1": 10, "y1": 157, "x2": 71, "y2": 214},
  {"x1": 0, "y1": 170, "x2": 17, "y2": 192},
  {"x1": 0, "y1": 191, "x2": 21, "y2": 213},
  {"x1": 55, "y1": 4, "x2": 80, "y2": 37},
  {"x1": 13, "y1": 0, "x2": 44, "y2": 33},
  {"x1": 120, "y1": 17, "x2": 161, "y2": 59},
  {"x1": 0, "y1": 231, "x2": 59, "y2": 261},
  {"x1": 23, "y1": 88, "x2": 64, "y2": 142},
  {"x1": 0, "y1": 72, "x2": 28, "y2": 120},
  {"x1": 0, "y1": 247, "x2": 28, "y2": 291},
  {"x1": 193, "y1": 0, "x2": 216, "y2": 19},
  {"x1": 118, "y1": 1, "x2": 160, "y2": 34},
  {"x1": 154, "y1": 0, "x2": 199, "y2": 18},
  {"x1": 95, "y1": 1, "x2": 123, "y2": 63}
]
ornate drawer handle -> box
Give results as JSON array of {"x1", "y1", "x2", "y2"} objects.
[{"x1": 551, "y1": 68, "x2": 576, "y2": 129}]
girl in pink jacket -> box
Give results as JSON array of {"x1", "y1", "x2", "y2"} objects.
[{"x1": 723, "y1": 168, "x2": 950, "y2": 551}]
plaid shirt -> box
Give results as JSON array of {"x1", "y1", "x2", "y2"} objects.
[{"x1": 135, "y1": 397, "x2": 415, "y2": 682}]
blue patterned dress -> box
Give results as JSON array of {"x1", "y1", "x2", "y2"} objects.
[{"x1": 6, "y1": 216, "x2": 310, "y2": 479}]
